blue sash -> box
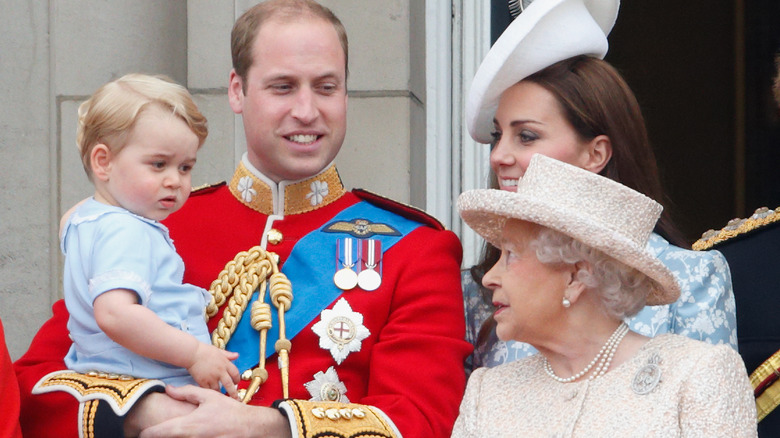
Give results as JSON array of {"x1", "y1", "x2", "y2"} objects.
[{"x1": 226, "y1": 201, "x2": 422, "y2": 372}]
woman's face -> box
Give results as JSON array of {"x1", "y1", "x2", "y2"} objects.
[
  {"x1": 489, "y1": 81, "x2": 594, "y2": 192},
  {"x1": 482, "y1": 220, "x2": 571, "y2": 343}
]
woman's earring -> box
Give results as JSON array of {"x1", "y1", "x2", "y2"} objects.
[{"x1": 562, "y1": 297, "x2": 571, "y2": 308}]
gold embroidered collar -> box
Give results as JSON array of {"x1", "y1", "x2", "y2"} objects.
[{"x1": 228, "y1": 159, "x2": 346, "y2": 216}]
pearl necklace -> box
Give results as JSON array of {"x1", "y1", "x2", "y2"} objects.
[{"x1": 543, "y1": 322, "x2": 629, "y2": 383}]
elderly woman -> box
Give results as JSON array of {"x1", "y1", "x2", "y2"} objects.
[
  {"x1": 453, "y1": 154, "x2": 756, "y2": 437},
  {"x1": 463, "y1": 0, "x2": 735, "y2": 371}
]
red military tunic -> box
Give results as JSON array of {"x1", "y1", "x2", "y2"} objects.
[
  {"x1": 1, "y1": 319, "x2": 22, "y2": 438},
  {"x1": 15, "y1": 162, "x2": 472, "y2": 437}
]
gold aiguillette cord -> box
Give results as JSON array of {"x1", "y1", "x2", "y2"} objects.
[{"x1": 207, "y1": 246, "x2": 293, "y2": 403}]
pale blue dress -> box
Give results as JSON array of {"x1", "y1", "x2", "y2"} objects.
[
  {"x1": 463, "y1": 233, "x2": 737, "y2": 373},
  {"x1": 62, "y1": 198, "x2": 211, "y2": 386}
]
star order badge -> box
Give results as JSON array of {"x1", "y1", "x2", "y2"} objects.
[
  {"x1": 304, "y1": 366, "x2": 349, "y2": 403},
  {"x1": 312, "y1": 298, "x2": 370, "y2": 364}
]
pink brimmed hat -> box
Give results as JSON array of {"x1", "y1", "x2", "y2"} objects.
[
  {"x1": 458, "y1": 154, "x2": 680, "y2": 306},
  {"x1": 466, "y1": 0, "x2": 620, "y2": 144}
]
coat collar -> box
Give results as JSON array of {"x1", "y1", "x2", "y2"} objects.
[{"x1": 228, "y1": 155, "x2": 347, "y2": 216}]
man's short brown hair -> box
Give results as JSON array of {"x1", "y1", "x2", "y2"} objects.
[{"x1": 231, "y1": 0, "x2": 349, "y2": 93}]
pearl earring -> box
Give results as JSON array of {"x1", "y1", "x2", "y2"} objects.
[{"x1": 562, "y1": 297, "x2": 571, "y2": 308}]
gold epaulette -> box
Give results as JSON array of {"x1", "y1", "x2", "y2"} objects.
[
  {"x1": 277, "y1": 399, "x2": 401, "y2": 438},
  {"x1": 32, "y1": 370, "x2": 163, "y2": 416},
  {"x1": 692, "y1": 207, "x2": 780, "y2": 251},
  {"x1": 751, "y1": 350, "x2": 780, "y2": 422},
  {"x1": 191, "y1": 181, "x2": 226, "y2": 195}
]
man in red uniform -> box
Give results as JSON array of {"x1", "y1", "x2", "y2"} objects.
[
  {"x1": 14, "y1": 1, "x2": 471, "y2": 437},
  {"x1": 1, "y1": 319, "x2": 22, "y2": 438}
]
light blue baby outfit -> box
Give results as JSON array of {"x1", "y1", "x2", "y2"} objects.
[{"x1": 62, "y1": 198, "x2": 211, "y2": 386}]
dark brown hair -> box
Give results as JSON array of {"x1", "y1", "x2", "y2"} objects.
[{"x1": 525, "y1": 55, "x2": 684, "y2": 245}]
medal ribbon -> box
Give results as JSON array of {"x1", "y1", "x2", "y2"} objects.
[
  {"x1": 226, "y1": 200, "x2": 422, "y2": 372},
  {"x1": 360, "y1": 239, "x2": 381, "y2": 272},
  {"x1": 337, "y1": 238, "x2": 356, "y2": 270}
]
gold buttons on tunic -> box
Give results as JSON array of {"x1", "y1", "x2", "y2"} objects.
[
  {"x1": 310, "y1": 407, "x2": 366, "y2": 421},
  {"x1": 267, "y1": 229, "x2": 283, "y2": 245}
]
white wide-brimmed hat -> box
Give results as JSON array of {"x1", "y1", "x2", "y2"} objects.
[
  {"x1": 458, "y1": 154, "x2": 680, "y2": 306},
  {"x1": 466, "y1": 0, "x2": 620, "y2": 144}
]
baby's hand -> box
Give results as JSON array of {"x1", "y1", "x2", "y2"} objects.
[{"x1": 187, "y1": 343, "x2": 240, "y2": 399}]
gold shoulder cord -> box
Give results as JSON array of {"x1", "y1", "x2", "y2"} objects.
[
  {"x1": 207, "y1": 246, "x2": 293, "y2": 402},
  {"x1": 693, "y1": 207, "x2": 780, "y2": 251}
]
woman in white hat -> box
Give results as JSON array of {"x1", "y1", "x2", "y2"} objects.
[
  {"x1": 463, "y1": 0, "x2": 735, "y2": 371},
  {"x1": 453, "y1": 154, "x2": 755, "y2": 436}
]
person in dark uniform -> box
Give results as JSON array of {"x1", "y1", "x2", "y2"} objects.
[{"x1": 692, "y1": 52, "x2": 780, "y2": 435}]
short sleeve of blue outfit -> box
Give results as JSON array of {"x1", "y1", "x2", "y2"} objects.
[
  {"x1": 62, "y1": 199, "x2": 211, "y2": 386},
  {"x1": 463, "y1": 233, "x2": 737, "y2": 372}
]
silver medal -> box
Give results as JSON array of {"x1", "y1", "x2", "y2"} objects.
[
  {"x1": 334, "y1": 268, "x2": 358, "y2": 290},
  {"x1": 357, "y1": 269, "x2": 381, "y2": 291},
  {"x1": 357, "y1": 239, "x2": 382, "y2": 291}
]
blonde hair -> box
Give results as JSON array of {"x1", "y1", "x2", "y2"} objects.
[{"x1": 76, "y1": 73, "x2": 208, "y2": 180}]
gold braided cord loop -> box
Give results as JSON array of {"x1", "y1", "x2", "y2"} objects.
[
  {"x1": 246, "y1": 268, "x2": 293, "y2": 401},
  {"x1": 250, "y1": 301, "x2": 273, "y2": 331},
  {"x1": 207, "y1": 249, "x2": 265, "y2": 318},
  {"x1": 209, "y1": 248, "x2": 272, "y2": 348},
  {"x1": 249, "y1": 300, "x2": 272, "y2": 399},
  {"x1": 206, "y1": 246, "x2": 293, "y2": 403},
  {"x1": 271, "y1": 273, "x2": 294, "y2": 398},
  {"x1": 205, "y1": 246, "x2": 293, "y2": 403},
  {"x1": 270, "y1": 272, "x2": 293, "y2": 310}
]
